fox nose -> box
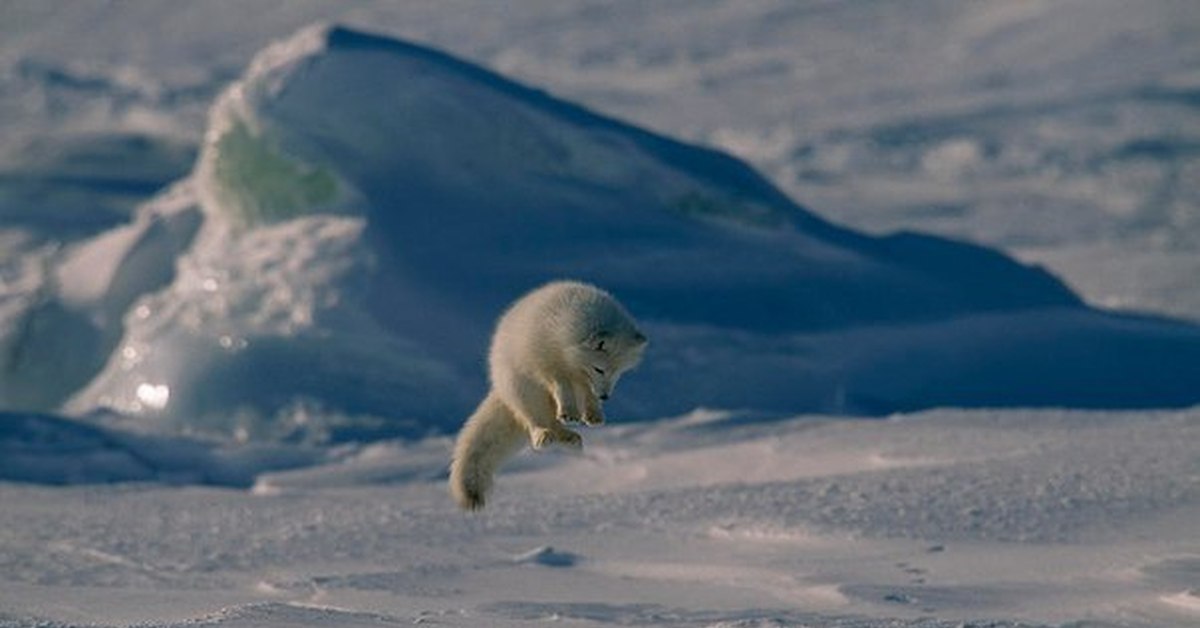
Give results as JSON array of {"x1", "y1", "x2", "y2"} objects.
[{"x1": 599, "y1": 393, "x2": 609, "y2": 401}]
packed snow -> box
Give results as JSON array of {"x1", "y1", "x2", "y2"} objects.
[{"x1": 1, "y1": 2, "x2": 1198, "y2": 627}]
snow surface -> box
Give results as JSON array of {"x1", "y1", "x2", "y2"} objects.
[
  {"x1": 2, "y1": 409, "x2": 1198, "y2": 627},
  {"x1": 2, "y1": 2, "x2": 1199, "y2": 627}
]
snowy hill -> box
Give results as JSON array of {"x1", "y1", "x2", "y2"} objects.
[{"x1": 2, "y1": 24, "x2": 1198, "y2": 440}]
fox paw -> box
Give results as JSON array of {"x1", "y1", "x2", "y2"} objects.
[
  {"x1": 557, "y1": 429, "x2": 583, "y2": 449},
  {"x1": 531, "y1": 427, "x2": 582, "y2": 450},
  {"x1": 460, "y1": 488, "x2": 485, "y2": 511},
  {"x1": 582, "y1": 411, "x2": 605, "y2": 426},
  {"x1": 531, "y1": 427, "x2": 552, "y2": 449}
]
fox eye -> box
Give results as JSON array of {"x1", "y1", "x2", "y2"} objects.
[{"x1": 593, "y1": 366, "x2": 606, "y2": 375}]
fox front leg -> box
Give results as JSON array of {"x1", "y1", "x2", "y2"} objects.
[
  {"x1": 552, "y1": 379, "x2": 582, "y2": 423},
  {"x1": 530, "y1": 425, "x2": 583, "y2": 450},
  {"x1": 576, "y1": 380, "x2": 605, "y2": 426}
]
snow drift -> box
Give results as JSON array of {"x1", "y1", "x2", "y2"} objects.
[
  {"x1": 0, "y1": 411, "x2": 323, "y2": 486},
  {"x1": 4, "y1": 24, "x2": 1200, "y2": 440}
]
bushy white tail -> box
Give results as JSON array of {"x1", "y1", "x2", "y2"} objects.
[{"x1": 449, "y1": 392, "x2": 528, "y2": 510}]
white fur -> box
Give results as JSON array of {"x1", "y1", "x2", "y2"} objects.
[{"x1": 449, "y1": 281, "x2": 647, "y2": 510}]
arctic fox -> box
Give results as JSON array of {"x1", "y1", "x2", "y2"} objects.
[{"x1": 449, "y1": 280, "x2": 647, "y2": 510}]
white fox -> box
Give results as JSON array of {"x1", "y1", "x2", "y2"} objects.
[{"x1": 449, "y1": 280, "x2": 647, "y2": 510}]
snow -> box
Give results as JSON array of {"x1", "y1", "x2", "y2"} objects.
[
  {"x1": 4, "y1": 0, "x2": 1197, "y2": 316},
  {"x1": 0, "y1": 411, "x2": 327, "y2": 486},
  {"x1": 2, "y1": 1, "x2": 1199, "y2": 626},
  {"x1": 2, "y1": 409, "x2": 1198, "y2": 626},
  {"x1": 6, "y1": 21, "x2": 1199, "y2": 439}
]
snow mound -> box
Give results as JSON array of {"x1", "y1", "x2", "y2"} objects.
[
  {"x1": 189, "y1": 24, "x2": 1080, "y2": 334},
  {"x1": 5, "y1": 24, "x2": 1200, "y2": 440}
]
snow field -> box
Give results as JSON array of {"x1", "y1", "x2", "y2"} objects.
[{"x1": 2, "y1": 409, "x2": 1198, "y2": 626}]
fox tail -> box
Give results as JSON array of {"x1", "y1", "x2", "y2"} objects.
[{"x1": 449, "y1": 392, "x2": 528, "y2": 510}]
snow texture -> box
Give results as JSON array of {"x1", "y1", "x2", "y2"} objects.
[{"x1": 1, "y1": 409, "x2": 1198, "y2": 627}]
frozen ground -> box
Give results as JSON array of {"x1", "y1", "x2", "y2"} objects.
[{"x1": 1, "y1": 1, "x2": 1198, "y2": 627}]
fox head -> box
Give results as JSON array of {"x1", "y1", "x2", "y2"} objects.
[{"x1": 579, "y1": 329, "x2": 647, "y2": 400}]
